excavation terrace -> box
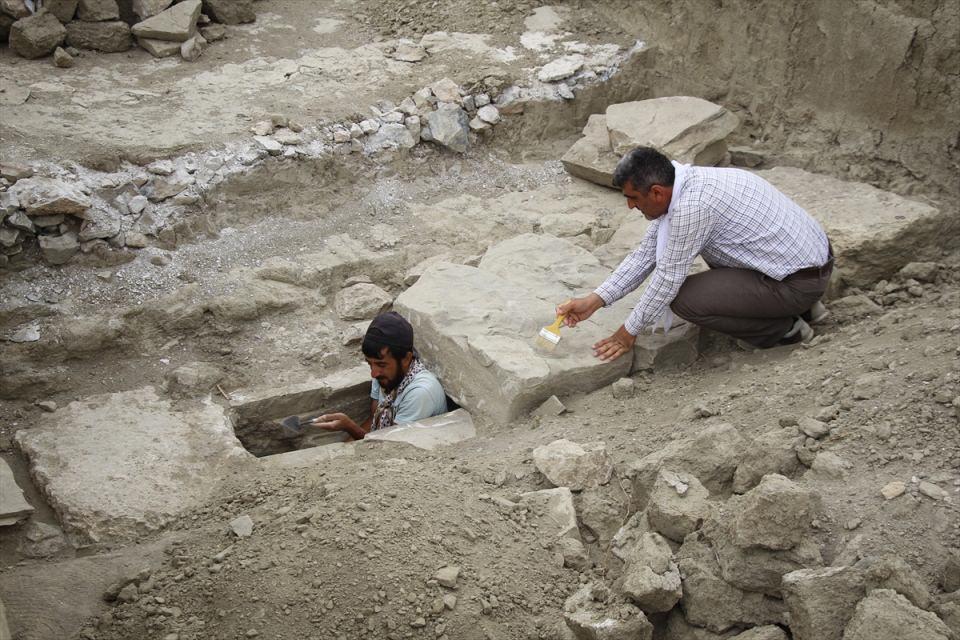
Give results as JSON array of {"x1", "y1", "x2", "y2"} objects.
[{"x1": 0, "y1": 2, "x2": 958, "y2": 640}]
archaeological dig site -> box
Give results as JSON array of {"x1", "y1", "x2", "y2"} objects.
[{"x1": 0, "y1": 1, "x2": 958, "y2": 639}]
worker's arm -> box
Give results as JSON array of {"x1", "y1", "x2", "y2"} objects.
[{"x1": 311, "y1": 400, "x2": 377, "y2": 441}]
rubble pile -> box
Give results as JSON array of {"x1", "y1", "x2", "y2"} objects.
[
  {"x1": 0, "y1": 0, "x2": 254, "y2": 63},
  {"x1": 522, "y1": 426, "x2": 958, "y2": 640}
]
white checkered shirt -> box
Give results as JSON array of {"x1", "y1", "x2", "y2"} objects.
[{"x1": 595, "y1": 166, "x2": 830, "y2": 335}]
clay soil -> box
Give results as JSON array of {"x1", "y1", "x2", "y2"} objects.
[{"x1": 0, "y1": 1, "x2": 958, "y2": 640}]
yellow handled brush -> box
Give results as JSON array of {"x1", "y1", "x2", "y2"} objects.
[{"x1": 535, "y1": 311, "x2": 566, "y2": 352}]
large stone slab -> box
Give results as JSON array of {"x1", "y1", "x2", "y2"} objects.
[
  {"x1": 561, "y1": 114, "x2": 620, "y2": 188},
  {"x1": 759, "y1": 167, "x2": 947, "y2": 286},
  {"x1": 0, "y1": 457, "x2": 33, "y2": 526},
  {"x1": 363, "y1": 409, "x2": 475, "y2": 450},
  {"x1": 395, "y1": 234, "x2": 633, "y2": 422},
  {"x1": 14, "y1": 388, "x2": 249, "y2": 542},
  {"x1": 65, "y1": 20, "x2": 131, "y2": 52},
  {"x1": 131, "y1": 0, "x2": 200, "y2": 42},
  {"x1": 10, "y1": 177, "x2": 90, "y2": 217}
]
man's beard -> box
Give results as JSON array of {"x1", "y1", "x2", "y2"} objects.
[{"x1": 379, "y1": 369, "x2": 404, "y2": 393}]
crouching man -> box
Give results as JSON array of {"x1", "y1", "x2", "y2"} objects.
[{"x1": 311, "y1": 311, "x2": 447, "y2": 439}]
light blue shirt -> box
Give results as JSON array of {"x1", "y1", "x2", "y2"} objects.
[{"x1": 370, "y1": 369, "x2": 447, "y2": 425}]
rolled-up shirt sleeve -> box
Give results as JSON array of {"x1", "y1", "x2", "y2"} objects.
[
  {"x1": 622, "y1": 191, "x2": 714, "y2": 335},
  {"x1": 594, "y1": 223, "x2": 658, "y2": 306}
]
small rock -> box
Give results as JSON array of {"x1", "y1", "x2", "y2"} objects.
[
  {"x1": 53, "y1": 46, "x2": 75, "y2": 68},
  {"x1": 442, "y1": 593, "x2": 457, "y2": 610},
  {"x1": 557, "y1": 83, "x2": 575, "y2": 100},
  {"x1": 880, "y1": 481, "x2": 906, "y2": 500},
  {"x1": 430, "y1": 78, "x2": 461, "y2": 103},
  {"x1": 179, "y1": 32, "x2": 205, "y2": 61},
  {"x1": 533, "y1": 439, "x2": 613, "y2": 491},
  {"x1": 798, "y1": 417, "x2": 831, "y2": 439},
  {"x1": 8, "y1": 324, "x2": 40, "y2": 343},
  {"x1": 898, "y1": 262, "x2": 938, "y2": 283},
  {"x1": 611, "y1": 377, "x2": 636, "y2": 400},
  {"x1": 229, "y1": 514, "x2": 253, "y2": 538},
  {"x1": 476, "y1": 105, "x2": 501, "y2": 125},
  {"x1": 538, "y1": 54, "x2": 584, "y2": 82},
  {"x1": 918, "y1": 481, "x2": 947, "y2": 500},
  {"x1": 434, "y1": 565, "x2": 459, "y2": 589},
  {"x1": 35, "y1": 401, "x2": 57, "y2": 412},
  {"x1": 253, "y1": 136, "x2": 282, "y2": 156},
  {"x1": 533, "y1": 395, "x2": 566, "y2": 418},
  {"x1": 10, "y1": 12, "x2": 67, "y2": 59}
]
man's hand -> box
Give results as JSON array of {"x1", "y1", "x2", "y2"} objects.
[
  {"x1": 557, "y1": 293, "x2": 605, "y2": 328},
  {"x1": 311, "y1": 413, "x2": 363, "y2": 439},
  {"x1": 592, "y1": 325, "x2": 636, "y2": 361}
]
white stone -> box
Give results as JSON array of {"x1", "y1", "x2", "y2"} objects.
[
  {"x1": 229, "y1": 514, "x2": 253, "y2": 538},
  {"x1": 253, "y1": 136, "x2": 283, "y2": 156},
  {"x1": 131, "y1": 0, "x2": 200, "y2": 42},
  {"x1": 11, "y1": 177, "x2": 91, "y2": 217},
  {"x1": 365, "y1": 123, "x2": 416, "y2": 151},
  {"x1": 14, "y1": 387, "x2": 249, "y2": 542},
  {"x1": 333, "y1": 283, "x2": 392, "y2": 320},
  {"x1": 533, "y1": 439, "x2": 613, "y2": 491},
  {"x1": 359, "y1": 119, "x2": 380, "y2": 134},
  {"x1": 363, "y1": 409, "x2": 475, "y2": 451},
  {"x1": 429, "y1": 77, "x2": 461, "y2": 103},
  {"x1": 538, "y1": 54, "x2": 584, "y2": 82},
  {"x1": 476, "y1": 105, "x2": 501, "y2": 124}
]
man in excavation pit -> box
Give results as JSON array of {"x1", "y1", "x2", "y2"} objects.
[
  {"x1": 310, "y1": 311, "x2": 447, "y2": 439},
  {"x1": 558, "y1": 146, "x2": 833, "y2": 359}
]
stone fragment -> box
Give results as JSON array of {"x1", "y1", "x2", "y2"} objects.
[
  {"x1": 533, "y1": 395, "x2": 566, "y2": 418},
  {"x1": 131, "y1": 0, "x2": 200, "y2": 42},
  {"x1": 918, "y1": 481, "x2": 948, "y2": 501},
  {"x1": 333, "y1": 283, "x2": 392, "y2": 321},
  {"x1": 148, "y1": 171, "x2": 193, "y2": 201},
  {"x1": 429, "y1": 78, "x2": 460, "y2": 103},
  {"x1": 563, "y1": 583, "x2": 653, "y2": 640},
  {"x1": 19, "y1": 520, "x2": 69, "y2": 557},
  {"x1": 538, "y1": 54, "x2": 584, "y2": 82},
  {"x1": 631, "y1": 321, "x2": 700, "y2": 372},
  {"x1": 165, "y1": 362, "x2": 223, "y2": 394},
  {"x1": 38, "y1": 232, "x2": 79, "y2": 265},
  {"x1": 15, "y1": 388, "x2": 249, "y2": 541},
  {"x1": 781, "y1": 566, "x2": 866, "y2": 640},
  {"x1": 137, "y1": 36, "x2": 180, "y2": 57},
  {"x1": 728, "y1": 146, "x2": 766, "y2": 168},
  {"x1": 10, "y1": 12, "x2": 67, "y2": 59},
  {"x1": 78, "y1": 206, "x2": 120, "y2": 241},
  {"x1": 1, "y1": 0, "x2": 30, "y2": 18},
  {"x1": 857, "y1": 555, "x2": 932, "y2": 610},
  {"x1": 618, "y1": 532, "x2": 682, "y2": 612},
  {"x1": 5, "y1": 211, "x2": 34, "y2": 233},
  {"x1": 252, "y1": 135, "x2": 282, "y2": 156},
  {"x1": 798, "y1": 417, "x2": 830, "y2": 439},
  {"x1": 676, "y1": 535, "x2": 787, "y2": 633},
  {"x1": 132, "y1": 0, "x2": 173, "y2": 20},
  {"x1": 198, "y1": 21, "x2": 224, "y2": 42},
  {"x1": 898, "y1": 261, "x2": 938, "y2": 282},
  {"x1": 229, "y1": 514, "x2": 253, "y2": 538},
  {"x1": 425, "y1": 104, "x2": 470, "y2": 153},
  {"x1": 558, "y1": 536, "x2": 589, "y2": 570},
  {"x1": 519, "y1": 487, "x2": 580, "y2": 541},
  {"x1": 0, "y1": 162, "x2": 33, "y2": 182},
  {"x1": 53, "y1": 46, "x2": 75, "y2": 66},
  {"x1": 8, "y1": 324, "x2": 40, "y2": 343},
  {"x1": 365, "y1": 123, "x2": 416, "y2": 150},
  {"x1": 561, "y1": 115, "x2": 620, "y2": 187},
  {"x1": 626, "y1": 423, "x2": 746, "y2": 511},
  {"x1": 45, "y1": 0, "x2": 78, "y2": 22},
  {"x1": 477, "y1": 105, "x2": 501, "y2": 124},
  {"x1": 732, "y1": 427, "x2": 803, "y2": 493},
  {"x1": 12, "y1": 177, "x2": 90, "y2": 216},
  {"x1": 558, "y1": 83, "x2": 575, "y2": 100},
  {"x1": 392, "y1": 40, "x2": 425, "y2": 62},
  {"x1": 77, "y1": 0, "x2": 118, "y2": 21},
  {"x1": 434, "y1": 565, "x2": 459, "y2": 588},
  {"x1": 880, "y1": 480, "x2": 905, "y2": 499},
  {"x1": 646, "y1": 469, "x2": 710, "y2": 542},
  {"x1": 272, "y1": 129, "x2": 303, "y2": 146},
  {"x1": 66, "y1": 19, "x2": 131, "y2": 51},
  {"x1": 362, "y1": 409, "x2": 476, "y2": 451},
  {"x1": 179, "y1": 32, "x2": 205, "y2": 61},
  {"x1": 575, "y1": 484, "x2": 626, "y2": 545},
  {"x1": 533, "y1": 439, "x2": 613, "y2": 491},
  {"x1": 610, "y1": 377, "x2": 635, "y2": 399},
  {"x1": 842, "y1": 589, "x2": 951, "y2": 640},
  {"x1": 202, "y1": 0, "x2": 253, "y2": 24},
  {"x1": 732, "y1": 474, "x2": 819, "y2": 551},
  {"x1": 0, "y1": 457, "x2": 34, "y2": 526}
]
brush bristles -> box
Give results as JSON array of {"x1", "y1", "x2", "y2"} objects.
[{"x1": 538, "y1": 328, "x2": 561, "y2": 344}]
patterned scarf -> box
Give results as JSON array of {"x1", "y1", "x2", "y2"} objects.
[{"x1": 371, "y1": 358, "x2": 426, "y2": 431}]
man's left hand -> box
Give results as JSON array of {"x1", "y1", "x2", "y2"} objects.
[{"x1": 592, "y1": 325, "x2": 636, "y2": 361}]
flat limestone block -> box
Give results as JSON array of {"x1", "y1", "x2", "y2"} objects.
[
  {"x1": 14, "y1": 387, "x2": 250, "y2": 542},
  {"x1": 606, "y1": 97, "x2": 739, "y2": 162},
  {"x1": 759, "y1": 167, "x2": 948, "y2": 286},
  {"x1": 363, "y1": 409, "x2": 476, "y2": 450},
  {"x1": 130, "y1": 0, "x2": 200, "y2": 41},
  {"x1": 0, "y1": 457, "x2": 33, "y2": 526},
  {"x1": 395, "y1": 236, "x2": 631, "y2": 422},
  {"x1": 228, "y1": 365, "x2": 370, "y2": 425}
]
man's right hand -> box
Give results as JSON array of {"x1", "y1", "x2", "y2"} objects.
[{"x1": 557, "y1": 293, "x2": 605, "y2": 328}]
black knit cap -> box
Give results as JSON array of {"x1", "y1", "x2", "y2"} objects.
[{"x1": 364, "y1": 311, "x2": 414, "y2": 350}]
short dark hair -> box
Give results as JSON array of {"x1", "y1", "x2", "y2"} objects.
[
  {"x1": 361, "y1": 336, "x2": 410, "y2": 362},
  {"x1": 612, "y1": 147, "x2": 675, "y2": 192}
]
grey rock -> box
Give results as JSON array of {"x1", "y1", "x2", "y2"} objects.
[
  {"x1": 729, "y1": 147, "x2": 766, "y2": 168},
  {"x1": 429, "y1": 77, "x2": 460, "y2": 103},
  {"x1": 798, "y1": 417, "x2": 831, "y2": 439},
  {"x1": 538, "y1": 54, "x2": 584, "y2": 82},
  {"x1": 617, "y1": 532, "x2": 682, "y2": 612},
  {"x1": 5, "y1": 211, "x2": 34, "y2": 233},
  {"x1": 10, "y1": 12, "x2": 67, "y2": 59},
  {"x1": 532, "y1": 439, "x2": 613, "y2": 491},
  {"x1": 425, "y1": 104, "x2": 469, "y2": 153},
  {"x1": 477, "y1": 104, "x2": 501, "y2": 124},
  {"x1": 646, "y1": 469, "x2": 710, "y2": 542},
  {"x1": 253, "y1": 135, "x2": 282, "y2": 156},
  {"x1": 12, "y1": 177, "x2": 90, "y2": 216},
  {"x1": 137, "y1": 36, "x2": 180, "y2": 57},
  {"x1": 202, "y1": 0, "x2": 254, "y2": 24},
  {"x1": 77, "y1": 0, "x2": 119, "y2": 21},
  {"x1": 229, "y1": 514, "x2": 253, "y2": 538},
  {"x1": 782, "y1": 565, "x2": 866, "y2": 640},
  {"x1": 856, "y1": 555, "x2": 932, "y2": 610},
  {"x1": 0, "y1": 227, "x2": 20, "y2": 248},
  {"x1": 730, "y1": 627, "x2": 787, "y2": 640},
  {"x1": 0, "y1": 0, "x2": 30, "y2": 18},
  {"x1": 807, "y1": 451, "x2": 849, "y2": 480},
  {"x1": 533, "y1": 395, "x2": 566, "y2": 418},
  {"x1": 0, "y1": 457, "x2": 34, "y2": 525},
  {"x1": 66, "y1": 20, "x2": 131, "y2": 52},
  {"x1": 46, "y1": 0, "x2": 79, "y2": 23},
  {"x1": 575, "y1": 484, "x2": 626, "y2": 545},
  {"x1": 179, "y1": 32, "x2": 205, "y2": 61},
  {"x1": 898, "y1": 261, "x2": 938, "y2": 283},
  {"x1": 39, "y1": 232, "x2": 79, "y2": 265},
  {"x1": 732, "y1": 474, "x2": 820, "y2": 551},
  {"x1": 333, "y1": 283, "x2": 392, "y2": 321},
  {"x1": 19, "y1": 520, "x2": 69, "y2": 557},
  {"x1": 131, "y1": 0, "x2": 200, "y2": 42},
  {"x1": 132, "y1": 0, "x2": 173, "y2": 20},
  {"x1": 392, "y1": 40, "x2": 425, "y2": 62},
  {"x1": 434, "y1": 565, "x2": 459, "y2": 588},
  {"x1": 563, "y1": 583, "x2": 653, "y2": 640},
  {"x1": 365, "y1": 123, "x2": 416, "y2": 150},
  {"x1": 0, "y1": 162, "x2": 33, "y2": 182},
  {"x1": 519, "y1": 487, "x2": 580, "y2": 542},
  {"x1": 78, "y1": 206, "x2": 121, "y2": 241},
  {"x1": 611, "y1": 377, "x2": 635, "y2": 399},
  {"x1": 842, "y1": 589, "x2": 951, "y2": 640},
  {"x1": 732, "y1": 427, "x2": 803, "y2": 493},
  {"x1": 148, "y1": 171, "x2": 193, "y2": 201},
  {"x1": 198, "y1": 21, "x2": 224, "y2": 42},
  {"x1": 561, "y1": 114, "x2": 619, "y2": 187},
  {"x1": 558, "y1": 536, "x2": 589, "y2": 571},
  {"x1": 942, "y1": 550, "x2": 960, "y2": 592},
  {"x1": 8, "y1": 323, "x2": 40, "y2": 343},
  {"x1": 53, "y1": 46, "x2": 75, "y2": 67},
  {"x1": 165, "y1": 362, "x2": 224, "y2": 394}
]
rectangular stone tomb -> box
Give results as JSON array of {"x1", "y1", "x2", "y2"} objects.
[{"x1": 228, "y1": 365, "x2": 373, "y2": 457}]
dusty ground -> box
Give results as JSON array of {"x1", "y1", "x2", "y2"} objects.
[{"x1": 0, "y1": 0, "x2": 958, "y2": 639}]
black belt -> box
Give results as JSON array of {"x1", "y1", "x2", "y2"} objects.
[{"x1": 790, "y1": 242, "x2": 834, "y2": 279}]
